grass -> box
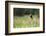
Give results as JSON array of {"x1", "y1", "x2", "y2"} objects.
[{"x1": 13, "y1": 15, "x2": 39, "y2": 28}]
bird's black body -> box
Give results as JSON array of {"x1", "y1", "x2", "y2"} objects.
[{"x1": 30, "y1": 15, "x2": 33, "y2": 18}]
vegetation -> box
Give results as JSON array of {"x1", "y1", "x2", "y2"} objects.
[
  {"x1": 14, "y1": 8, "x2": 39, "y2": 16},
  {"x1": 13, "y1": 8, "x2": 39, "y2": 28}
]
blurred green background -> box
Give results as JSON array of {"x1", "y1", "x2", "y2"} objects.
[{"x1": 13, "y1": 8, "x2": 40, "y2": 28}]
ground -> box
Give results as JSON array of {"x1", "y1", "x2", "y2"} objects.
[{"x1": 13, "y1": 15, "x2": 39, "y2": 28}]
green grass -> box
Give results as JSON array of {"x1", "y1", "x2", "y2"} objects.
[{"x1": 13, "y1": 15, "x2": 39, "y2": 28}]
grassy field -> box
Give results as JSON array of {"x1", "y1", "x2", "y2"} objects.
[{"x1": 13, "y1": 15, "x2": 39, "y2": 28}]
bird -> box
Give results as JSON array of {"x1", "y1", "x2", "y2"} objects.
[{"x1": 30, "y1": 15, "x2": 33, "y2": 19}]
